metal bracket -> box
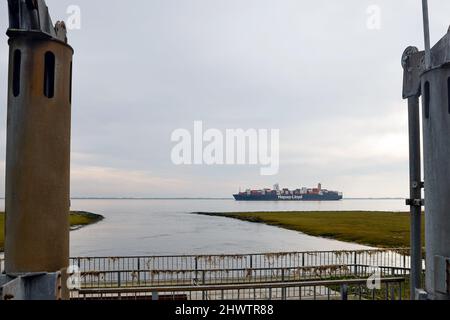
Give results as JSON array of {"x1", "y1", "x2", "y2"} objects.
[
  {"x1": 412, "y1": 181, "x2": 425, "y2": 189},
  {"x1": 406, "y1": 199, "x2": 424, "y2": 207},
  {"x1": 402, "y1": 47, "x2": 425, "y2": 99}
]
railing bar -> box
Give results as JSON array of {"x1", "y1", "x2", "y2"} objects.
[{"x1": 69, "y1": 248, "x2": 409, "y2": 261}]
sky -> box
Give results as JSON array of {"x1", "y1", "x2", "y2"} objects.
[{"x1": 0, "y1": 0, "x2": 449, "y2": 198}]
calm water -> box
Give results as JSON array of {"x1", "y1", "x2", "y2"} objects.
[{"x1": 59, "y1": 198, "x2": 405, "y2": 257}]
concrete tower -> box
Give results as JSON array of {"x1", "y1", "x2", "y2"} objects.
[
  {"x1": 4, "y1": 0, "x2": 73, "y2": 294},
  {"x1": 420, "y1": 30, "x2": 450, "y2": 300},
  {"x1": 403, "y1": 23, "x2": 450, "y2": 299}
]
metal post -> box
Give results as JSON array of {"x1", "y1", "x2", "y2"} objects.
[
  {"x1": 137, "y1": 259, "x2": 141, "y2": 285},
  {"x1": 194, "y1": 257, "x2": 198, "y2": 284},
  {"x1": 402, "y1": 44, "x2": 425, "y2": 299},
  {"x1": 202, "y1": 271, "x2": 206, "y2": 300},
  {"x1": 422, "y1": 0, "x2": 431, "y2": 69},
  {"x1": 281, "y1": 269, "x2": 286, "y2": 300},
  {"x1": 408, "y1": 96, "x2": 423, "y2": 299},
  {"x1": 340, "y1": 284, "x2": 348, "y2": 301}
]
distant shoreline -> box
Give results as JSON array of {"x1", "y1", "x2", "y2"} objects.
[
  {"x1": 69, "y1": 211, "x2": 105, "y2": 230},
  {"x1": 194, "y1": 211, "x2": 423, "y2": 248}
]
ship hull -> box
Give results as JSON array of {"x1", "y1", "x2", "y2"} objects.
[{"x1": 233, "y1": 193, "x2": 343, "y2": 201}]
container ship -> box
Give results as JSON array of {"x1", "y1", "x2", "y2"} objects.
[{"x1": 233, "y1": 183, "x2": 343, "y2": 201}]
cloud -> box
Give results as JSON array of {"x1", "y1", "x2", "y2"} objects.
[{"x1": 71, "y1": 165, "x2": 191, "y2": 197}]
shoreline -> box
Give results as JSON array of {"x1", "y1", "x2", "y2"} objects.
[
  {"x1": 194, "y1": 211, "x2": 424, "y2": 248},
  {"x1": 69, "y1": 211, "x2": 105, "y2": 230},
  {"x1": 0, "y1": 211, "x2": 104, "y2": 252}
]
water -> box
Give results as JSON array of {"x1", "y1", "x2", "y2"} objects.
[{"x1": 64, "y1": 198, "x2": 406, "y2": 257}]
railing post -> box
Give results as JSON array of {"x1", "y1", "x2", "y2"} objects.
[
  {"x1": 195, "y1": 257, "x2": 198, "y2": 283},
  {"x1": 202, "y1": 271, "x2": 206, "y2": 300},
  {"x1": 137, "y1": 259, "x2": 141, "y2": 286},
  {"x1": 385, "y1": 283, "x2": 389, "y2": 300},
  {"x1": 77, "y1": 258, "x2": 82, "y2": 288},
  {"x1": 403, "y1": 254, "x2": 407, "y2": 274},
  {"x1": 353, "y1": 252, "x2": 358, "y2": 275},
  {"x1": 340, "y1": 284, "x2": 348, "y2": 301},
  {"x1": 281, "y1": 269, "x2": 287, "y2": 300}
]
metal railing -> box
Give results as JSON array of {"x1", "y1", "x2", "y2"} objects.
[
  {"x1": 73, "y1": 264, "x2": 412, "y2": 289},
  {"x1": 69, "y1": 249, "x2": 413, "y2": 288},
  {"x1": 73, "y1": 277, "x2": 406, "y2": 301},
  {"x1": 1, "y1": 249, "x2": 416, "y2": 300},
  {"x1": 71, "y1": 249, "x2": 411, "y2": 271}
]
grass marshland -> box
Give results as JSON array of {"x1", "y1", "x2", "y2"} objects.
[
  {"x1": 0, "y1": 211, "x2": 103, "y2": 251},
  {"x1": 195, "y1": 211, "x2": 425, "y2": 248}
]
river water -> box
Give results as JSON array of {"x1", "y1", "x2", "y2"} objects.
[{"x1": 62, "y1": 198, "x2": 406, "y2": 257}]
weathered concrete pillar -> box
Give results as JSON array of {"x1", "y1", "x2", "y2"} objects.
[
  {"x1": 4, "y1": 0, "x2": 73, "y2": 299},
  {"x1": 402, "y1": 26, "x2": 450, "y2": 300},
  {"x1": 421, "y1": 52, "x2": 450, "y2": 300}
]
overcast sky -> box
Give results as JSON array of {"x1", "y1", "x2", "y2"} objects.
[{"x1": 0, "y1": 0, "x2": 449, "y2": 198}]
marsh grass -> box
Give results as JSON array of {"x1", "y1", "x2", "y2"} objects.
[
  {"x1": 196, "y1": 211, "x2": 425, "y2": 248},
  {"x1": 0, "y1": 211, "x2": 103, "y2": 251}
]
